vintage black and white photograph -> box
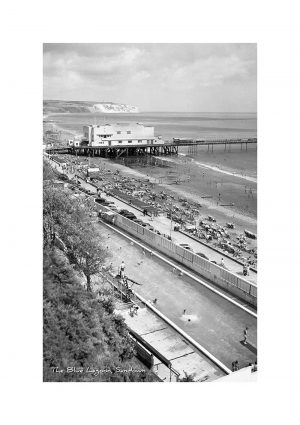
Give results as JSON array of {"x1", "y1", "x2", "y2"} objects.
[{"x1": 43, "y1": 43, "x2": 257, "y2": 382}]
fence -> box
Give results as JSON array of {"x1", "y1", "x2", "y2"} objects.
[{"x1": 96, "y1": 201, "x2": 257, "y2": 308}]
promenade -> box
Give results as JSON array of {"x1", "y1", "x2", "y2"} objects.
[
  {"x1": 97, "y1": 221, "x2": 257, "y2": 369},
  {"x1": 101, "y1": 193, "x2": 257, "y2": 285},
  {"x1": 47, "y1": 156, "x2": 257, "y2": 369},
  {"x1": 49, "y1": 156, "x2": 257, "y2": 284},
  {"x1": 115, "y1": 303, "x2": 225, "y2": 381}
]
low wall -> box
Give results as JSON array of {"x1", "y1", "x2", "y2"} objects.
[
  {"x1": 179, "y1": 229, "x2": 257, "y2": 274},
  {"x1": 95, "y1": 201, "x2": 257, "y2": 308}
]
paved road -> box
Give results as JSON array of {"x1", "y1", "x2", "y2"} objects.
[
  {"x1": 47, "y1": 156, "x2": 257, "y2": 284},
  {"x1": 98, "y1": 221, "x2": 257, "y2": 370},
  {"x1": 104, "y1": 196, "x2": 257, "y2": 284},
  {"x1": 46, "y1": 156, "x2": 257, "y2": 369}
]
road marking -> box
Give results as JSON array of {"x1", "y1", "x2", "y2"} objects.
[{"x1": 100, "y1": 219, "x2": 257, "y2": 319}]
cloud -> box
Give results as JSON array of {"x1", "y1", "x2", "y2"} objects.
[{"x1": 43, "y1": 43, "x2": 256, "y2": 111}]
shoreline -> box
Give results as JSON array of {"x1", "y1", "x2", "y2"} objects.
[
  {"x1": 166, "y1": 154, "x2": 257, "y2": 183},
  {"x1": 44, "y1": 116, "x2": 257, "y2": 234},
  {"x1": 83, "y1": 156, "x2": 257, "y2": 234}
]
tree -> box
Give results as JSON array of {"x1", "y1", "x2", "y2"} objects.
[
  {"x1": 65, "y1": 227, "x2": 108, "y2": 291},
  {"x1": 43, "y1": 247, "x2": 156, "y2": 382},
  {"x1": 43, "y1": 184, "x2": 107, "y2": 289}
]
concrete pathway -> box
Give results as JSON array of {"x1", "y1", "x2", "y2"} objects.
[
  {"x1": 116, "y1": 305, "x2": 225, "y2": 382},
  {"x1": 98, "y1": 221, "x2": 257, "y2": 370},
  {"x1": 47, "y1": 156, "x2": 257, "y2": 284},
  {"x1": 46, "y1": 156, "x2": 257, "y2": 369}
]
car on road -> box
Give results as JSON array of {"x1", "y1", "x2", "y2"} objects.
[
  {"x1": 95, "y1": 198, "x2": 106, "y2": 204},
  {"x1": 179, "y1": 243, "x2": 194, "y2": 252},
  {"x1": 196, "y1": 252, "x2": 209, "y2": 260},
  {"x1": 109, "y1": 205, "x2": 119, "y2": 212},
  {"x1": 132, "y1": 219, "x2": 143, "y2": 225},
  {"x1": 119, "y1": 209, "x2": 137, "y2": 220},
  {"x1": 127, "y1": 213, "x2": 138, "y2": 220}
]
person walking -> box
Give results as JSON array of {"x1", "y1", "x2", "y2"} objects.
[
  {"x1": 119, "y1": 261, "x2": 125, "y2": 279},
  {"x1": 243, "y1": 327, "x2": 248, "y2": 345}
]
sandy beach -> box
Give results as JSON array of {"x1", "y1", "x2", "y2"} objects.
[{"x1": 43, "y1": 114, "x2": 257, "y2": 238}]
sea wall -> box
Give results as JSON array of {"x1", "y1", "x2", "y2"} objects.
[{"x1": 95, "y1": 202, "x2": 257, "y2": 308}]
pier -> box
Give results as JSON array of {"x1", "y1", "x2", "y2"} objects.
[{"x1": 46, "y1": 138, "x2": 257, "y2": 157}]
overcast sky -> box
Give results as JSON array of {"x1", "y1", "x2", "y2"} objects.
[{"x1": 43, "y1": 43, "x2": 256, "y2": 112}]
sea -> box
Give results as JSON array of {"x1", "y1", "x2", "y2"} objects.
[
  {"x1": 46, "y1": 111, "x2": 257, "y2": 224},
  {"x1": 48, "y1": 111, "x2": 257, "y2": 141},
  {"x1": 48, "y1": 111, "x2": 257, "y2": 178}
]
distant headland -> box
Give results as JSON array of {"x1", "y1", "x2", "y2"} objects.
[{"x1": 43, "y1": 99, "x2": 139, "y2": 114}]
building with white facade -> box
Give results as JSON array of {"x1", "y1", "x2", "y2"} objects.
[{"x1": 82, "y1": 123, "x2": 162, "y2": 147}]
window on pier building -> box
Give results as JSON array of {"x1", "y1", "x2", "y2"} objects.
[
  {"x1": 128, "y1": 140, "x2": 132, "y2": 143},
  {"x1": 117, "y1": 131, "x2": 121, "y2": 135},
  {"x1": 127, "y1": 131, "x2": 131, "y2": 134},
  {"x1": 138, "y1": 140, "x2": 142, "y2": 143},
  {"x1": 118, "y1": 141, "x2": 122, "y2": 144}
]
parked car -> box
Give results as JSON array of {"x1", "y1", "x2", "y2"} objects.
[
  {"x1": 119, "y1": 209, "x2": 137, "y2": 220},
  {"x1": 95, "y1": 198, "x2": 106, "y2": 204},
  {"x1": 179, "y1": 243, "x2": 194, "y2": 252},
  {"x1": 109, "y1": 205, "x2": 118, "y2": 212},
  {"x1": 132, "y1": 219, "x2": 143, "y2": 225},
  {"x1": 196, "y1": 252, "x2": 209, "y2": 260}
]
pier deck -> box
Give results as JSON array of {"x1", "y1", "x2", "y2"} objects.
[{"x1": 46, "y1": 138, "x2": 257, "y2": 157}]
